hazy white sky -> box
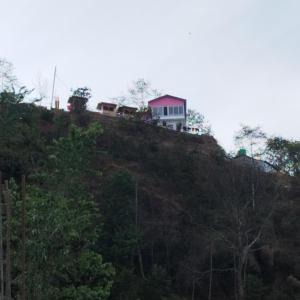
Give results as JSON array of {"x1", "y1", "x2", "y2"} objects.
[{"x1": 1, "y1": 0, "x2": 300, "y2": 150}]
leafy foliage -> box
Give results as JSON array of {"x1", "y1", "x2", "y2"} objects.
[
  {"x1": 0, "y1": 58, "x2": 17, "y2": 90},
  {"x1": 68, "y1": 87, "x2": 91, "y2": 113},
  {"x1": 266, "y1": 137, "x2": 300, "y2": 176},
  {"x1": 8, "y1": 122, "x2": 114, "y2": 299},
  {"x1": 0, "y1": 83, "x2": 299, "y2": 300},
  {"x1": 234, "y1": 125, "x2": 267, "y2": 157},
  {"x1": 112, "y1": 78, "x2": 161, "y2": 110},
  {"x1": 47, "y1": 122, "x2": 103, "y2": 193},
  {"x1": 24, "y1": 188, "x2": 114, "y2": 300},
  {"x1": 72, "y1": 87, "x2": 92, "y2": 99},
  {"x1": 100, "y1": 171, "x2": 138, "y2": 265},
  {"x1": 187, "y1": 109, "x2": 212, "y2": 134},
  {"x1": 0, "y1": 88, "x2": 45, "y2": 177}
]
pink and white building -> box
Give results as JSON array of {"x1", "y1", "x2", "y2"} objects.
[{"x1": 148, "y1": 95, "x2": 187, "y2": 130}]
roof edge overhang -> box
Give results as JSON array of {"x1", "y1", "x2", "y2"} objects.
[{"x1": 148, "y1": 94, "x2": 187, "y2": 104}]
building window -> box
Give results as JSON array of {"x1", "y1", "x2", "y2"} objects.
[
  {"x1": 158, "y1": 107, "x2": 163, "y2": 116},
  {"x1": 164, "y1": 107, "x2": 168, "y2": 116},
  {"x1": 179, "y1": 106, "x2": 183, "y2": 115},
  {"x1": 152, "y1": 107, "x2": 158, "y2": 116},
  {"x1": 153, "y1": 105, "x2": 184, "y2": 117}
]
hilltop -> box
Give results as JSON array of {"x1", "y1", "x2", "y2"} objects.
[{"x1": 0, "y1": 102, "x2": 299, "y2": 300}]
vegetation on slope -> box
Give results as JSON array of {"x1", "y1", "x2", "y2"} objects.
[{"x1": 0, "y1": 88, "x2": 299, "y2": 300}]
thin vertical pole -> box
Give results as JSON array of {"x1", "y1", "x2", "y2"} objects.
[
  {"x1": 3, "y1": 181, "x2": 11, "y2": 299},
  {"x1": 192, "y1": 277, "x2": 195, "y2": 300},
  {"x1": 135, "y1": 182, "x2": 138, "y2": 229},
  {"x1": 21, "y1": 175, "x2": 26, "y2": 300},
  {"x1": 50, "y1": 66, "x2": 56, "y2": 109},
  {"x1": 135, "y1": 182, "x2": 145, "y2": 279},
  {"x1": 208, "y1": 241, "x2": 213, "y2": 300},
  {"x1": 0, "y1": 173, "x2": 4, "y2": 300}
]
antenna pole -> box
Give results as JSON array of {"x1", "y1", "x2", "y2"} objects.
[{"x1": 50, "y1": 66, "x2": 56, "y2": 109}]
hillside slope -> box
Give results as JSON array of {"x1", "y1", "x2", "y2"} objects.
[{"x1": 1, "y1": 105, "x2": 299, "y2": 300}]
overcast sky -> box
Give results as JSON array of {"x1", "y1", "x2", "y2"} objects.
[{"x1": 1, "y1": 0, "x2": 300, "y2": 150}]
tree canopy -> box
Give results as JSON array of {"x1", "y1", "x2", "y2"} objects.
[{"x1": 112, "y1": 78, "x2": 161, "y2": 111}]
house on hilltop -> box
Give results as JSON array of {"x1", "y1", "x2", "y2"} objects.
[
  {"x1": 96, "y1": 102, "x2": 137, "y2": 118},
  {"x1": 148, "y1": 95, "x2": 187, "y2": 130},
  {"x1": 97, "y1": 102, "x2": 117, "y2": 117},
  {"x1": 116, "y1": 105, "x2": 137, "y2": 118},
  {"x1": 95, "y1": 94, "x2": 188, "y2": 131}
]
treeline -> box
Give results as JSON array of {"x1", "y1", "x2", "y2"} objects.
[{"x1": 0, "y1": 87, "x2": 300, "y2": 300}]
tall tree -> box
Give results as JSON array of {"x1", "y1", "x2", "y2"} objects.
[
  {"x1": 113, "y1": 79, "x2": 161, "y2": 111},
  {"x1": 18, "y1": 122, "x2": 115, "y2": 299},
  {"x1": 234, "y1": 125, "x2": 267, "y2": 158},
  {"x1": 68, "y1": 87, "x2": 91, "y2": 113},
  {"x1": 0, "y1": 58, "x2": 17, "y2": 91},
  {"x1": 212, "y1": 164, "x2": 276, "y2": 300},
  {"x1": 0, "y1": 87, "x2": 43, "y2": 177},
  {"x1": 266, "y1": 137, "x2": 300, "y2": 176}
]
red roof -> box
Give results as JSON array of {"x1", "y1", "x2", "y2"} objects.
[{"x1": 148, "y1": 94, "x2": 187, "y2": 104}]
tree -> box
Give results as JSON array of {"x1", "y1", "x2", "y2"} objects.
[
  {"x1": 23, "y1": 187, "x2": 114, "y2": 300},
  {"x1": 266, "y1": 137, "x2": 300, "y2": 176},
  {"x1": 0, "y1": 58, "x2": 17, "y2": 91},
  {"x1": 0, "y1": 87, "x2": 43, "y2": 177},
  {"x1": 19, "y1": 122, "x2": 115, "y2": 299},
  {"x1": 33, "y1": 72, "x2": 49, "y2": 102},
  {"x1": 72, "y1": 87, "x2": 92, "y2": 99},
  {"x1": 68, "y1": 87, "x2": 91, "y2": 113},
  {"x1": 234, "y1": 125, "x2": 267, "y2": 158},
  {"x1": 100, "y1": 171, "x2": 138, "y2": 265},
  {"x1": 211, "y1": 164, "x2": 276, "y2": 300},
  {"x1": 0, "y1": 86, "x2": 32, "y2": 106},
  {"x1": 113, "y1": 79, "x2": 161, "y2": 111},
  {"x1": 186, "y1": 109, "x2": 212, "y2": 134},
  {"x1": 234, "y1": 125, "x2": 269, "y2": 210},
  {"x1": 47, "y1": 122, "x2": 103, "y2": 194}
]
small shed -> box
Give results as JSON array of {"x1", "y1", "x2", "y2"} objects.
[
  {"x1": 67, "y1": 96, "x2": 88, "y2": 112},
  {"x1": 97, "y1": 102, "x2": 117, "y2": 117},
  {"x1": 117, "y1": 106, "x2": 137, "y2": 118}
]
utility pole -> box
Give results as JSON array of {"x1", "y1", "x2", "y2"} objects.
[
  {"x1": 21, "y1": 175, "x2": 26, "y2": 300},
  {"x1": 50, "y1": 66, "x2": 57, "y2": 109}
]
